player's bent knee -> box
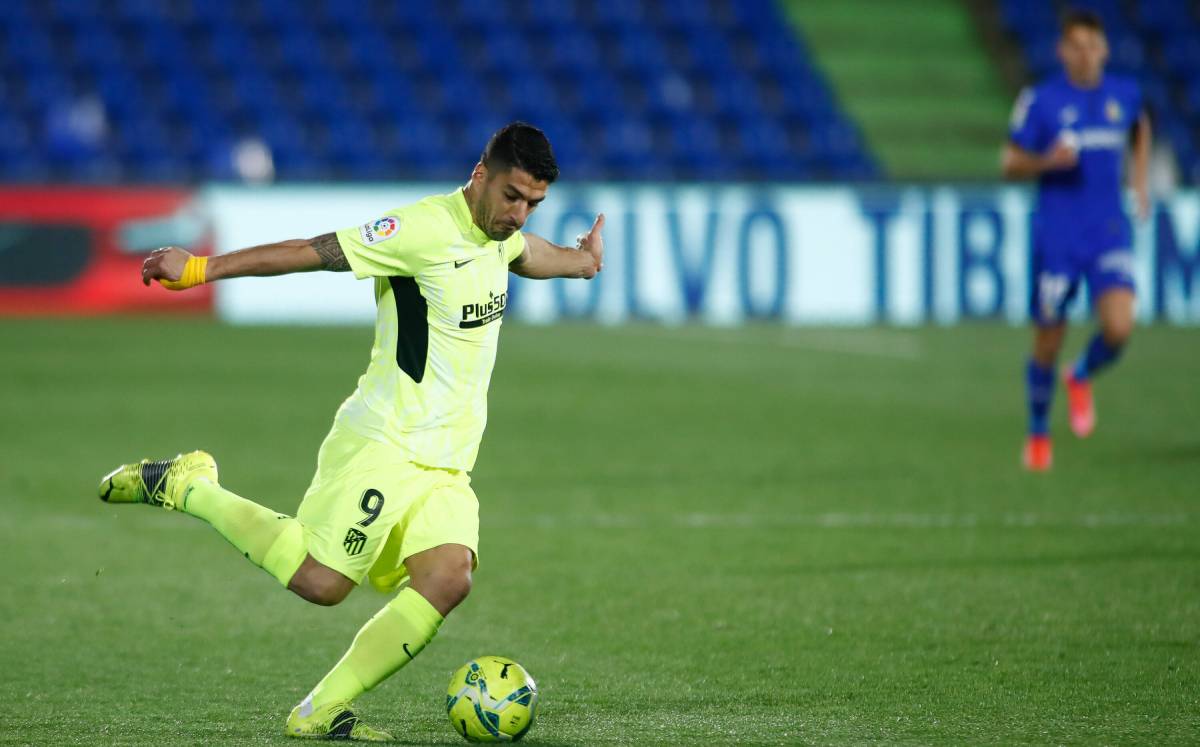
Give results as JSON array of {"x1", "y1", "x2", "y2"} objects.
[
  {"x1": 308, "y1": 584, "x2": 351, "y2": 607},
  {"x1": 430, "y1": 565, "x2": 473, "y2": 609},
  {"x1": 411, "y1": 564, "x2": 472, "y2": 615},
  {"x1": 297, "y1": 578, "x2": 351, "y2": 607},
  {"x1": 443, "y1": 569, "x2": 473, "y2": 607},
  {"x1": 288, "y1": 556, "x2": 355, "y2": 606},
  {"x1": 1102, "y1": 321, "x2": 1133, "y2": 347},
  {"x1": 405, "y1": 544, "x2": 475, "y2": 614}
]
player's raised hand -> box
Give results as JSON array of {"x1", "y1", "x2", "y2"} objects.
[
  {"x1": 1134, "y1": 188, "x2": 1151, "y2": 222},
  {"x1": 142, "y1": 246, "x2": 193, "y2": 287},
  {"x1": 576, "y1": 213, "x2": 605, "y2": 273},
  {"x1": 1042, "y1": 142, "x2": 1079, "y2": 172}
]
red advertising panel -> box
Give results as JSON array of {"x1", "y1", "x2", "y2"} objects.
[{"x1": 0, "y1": 187, "x2": 213, "y2": 315}]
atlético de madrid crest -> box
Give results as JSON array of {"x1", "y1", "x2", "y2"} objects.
[{"x1": 344, "y1": 527, "x2": 366, "y2": 556}]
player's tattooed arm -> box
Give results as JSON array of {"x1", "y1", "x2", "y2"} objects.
[
  {"x1": 173, "y1": 234, "x2": 348, "y2": 282},
  {"x1": 311, "y1": 232, "x2": 350, "y2": 272}
]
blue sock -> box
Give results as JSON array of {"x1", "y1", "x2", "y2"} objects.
[
  {"x1": 1073, "y1": 333, "x2": 1124, "y2": 382},
  {"x1": 1026, "y1": 359, "x2": 1055, "y2": 436}
]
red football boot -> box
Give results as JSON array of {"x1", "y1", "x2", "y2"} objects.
[
  {"x1": 1023, "y1": 434, "x2": 1053, "y2": 471},
  {"x1": 1063, "y1": 369, "x2": 1095, "y2": 438}
]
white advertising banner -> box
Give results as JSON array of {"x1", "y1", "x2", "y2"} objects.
[{"x1": 206, "y1": 184, "x2": 1200, "y2": 325}]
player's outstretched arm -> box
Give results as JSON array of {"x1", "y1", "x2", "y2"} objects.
[
  {"x1": 509, "y1": 214, "x2": 604, "y2": 280},
  {"x1": 142, "y1": 233, "x2": 349, "y2": 289},
  {"x1": 1001, "y1": 141, "x2": 1077, "y2": 180}
]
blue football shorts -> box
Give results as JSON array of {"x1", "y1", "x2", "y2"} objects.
[{"x1": 1029, "y1": 233, "x2": 1135, "y2": 326}]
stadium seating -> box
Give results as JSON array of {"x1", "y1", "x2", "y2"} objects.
[
  {"x1": 998, "y1": 0, "x2": 1200, "y2": 183},
  {"x1": 0, "y1": 0, "x2": 879, "y2": 183}
]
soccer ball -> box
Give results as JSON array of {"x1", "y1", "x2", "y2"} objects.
[{"x1": 446, "y1": 657, "x2": 538, "y2": 742}]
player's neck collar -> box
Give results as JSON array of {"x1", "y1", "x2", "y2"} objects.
[
  {"x1": 453, "y1": 188, "x2": 493, "y2": 244},
  {"x1": 1062, "y1": 71, "x2": 1104, "y2": 91}
]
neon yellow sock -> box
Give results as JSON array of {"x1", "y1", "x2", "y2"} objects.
[
  {"x1": 306, "y1": 587, "x2": 444, "y2": 708},
  {"x1": 181, "y1": 479, "x2": 306, "y2": 586}
]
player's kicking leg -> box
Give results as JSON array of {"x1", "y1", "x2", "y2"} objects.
[
  {"x1": 98, "y1": 431, "x2": 476, "y2": 741},
  {"x1": 98, "y1": 451, "x2": 395, "y2": 740},
  {"x1": 1063, "y1": 287, "x2": 1134, "y2": 438},
  {"x1": 98, "y1": 451, "x2": 308, "y2": 588},
  {"x1": 98, "y1": 450, "x2": 217, "y2": 509}
]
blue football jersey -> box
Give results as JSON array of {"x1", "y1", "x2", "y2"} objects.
[{"x1": 1009, "y1": 73, "x2": 1142, "y2": 246}]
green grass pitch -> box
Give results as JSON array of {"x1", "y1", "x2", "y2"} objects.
[{"x1": 1, "y1": 318, "x2": 1197, "y2": 745}]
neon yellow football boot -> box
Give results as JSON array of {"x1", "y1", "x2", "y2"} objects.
[
  {"x1": 285, "y1": 699, "x2": 393, "y2": 742},
  {"x1": 97, "y1": 450, "x2": 217, "y2": 511}
]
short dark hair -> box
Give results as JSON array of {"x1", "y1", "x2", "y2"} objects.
[
  {"x1": 1060, "y1": 8, "x2": 1104, "y2": 35},
  {"x1": 481, "y1": 122, "x2": 559, "y2": 184}
]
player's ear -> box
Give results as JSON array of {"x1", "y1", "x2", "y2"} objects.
[{"x1": 471, "y1": 162, "x2": 487, "y2": 184}]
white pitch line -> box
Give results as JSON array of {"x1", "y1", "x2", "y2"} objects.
[{"x1": 511, "y1": 512, "x2": 1193, "y2": 530}]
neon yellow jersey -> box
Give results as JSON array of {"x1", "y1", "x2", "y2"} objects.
[{"x1": 332, "y1": 189, "x2": 526, "y2": 472}]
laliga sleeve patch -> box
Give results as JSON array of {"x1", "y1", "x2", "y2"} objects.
[{"x1": 359, "y1": 216, "x2": 400, "y2": 245}]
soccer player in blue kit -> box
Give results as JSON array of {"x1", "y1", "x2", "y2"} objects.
[{"x1": 1002, "y1": 9, "x2": 1151, "y2": 471}]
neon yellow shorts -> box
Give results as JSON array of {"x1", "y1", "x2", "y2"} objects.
[{"x1": 296, "y1": 424, "x2": 479, "y2": 593}]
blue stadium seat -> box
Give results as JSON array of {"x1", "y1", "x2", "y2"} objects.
[
  {"x1": 711, "y1": 74, "x2": 769, "y2": 122},
  {"x1": 1139, "y1": 76, "x2": 1171, "y2": 119},
  {"x1": 1000, "y1": 0, "x2": 1057, "y2": 41},
  {"x1": 591, "y1": 0, "x2": 648, "y2": 30},
  {"x1": 1134, "y1": 0, "x2": 1197, "y2": 36},
  {"x1": 1163, "y1": 37, "x2": 1200, "y2": 75},
  {"x1": 611, "y1": 28, "x2": 670, "y2": 74},
  {"x1": 1181, "y1": 80, "x2": 1200, "y2": 119},
  {"x1": 0, "y1": 0, "x2": 879, "y2": 182},
  {"x1": 0, "y1": 113, "x2": 34, "y2": 161},
  {"x1": 1107, "y1": 32, "x2": 1146, "y2": 74},
  {"x1": 662, "y1": 117, "x2": 727, "y2": 178}
]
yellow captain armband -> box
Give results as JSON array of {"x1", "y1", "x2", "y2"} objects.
[{"x1": 159, "y1": 256, "x2": 208, "y2": 291}]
